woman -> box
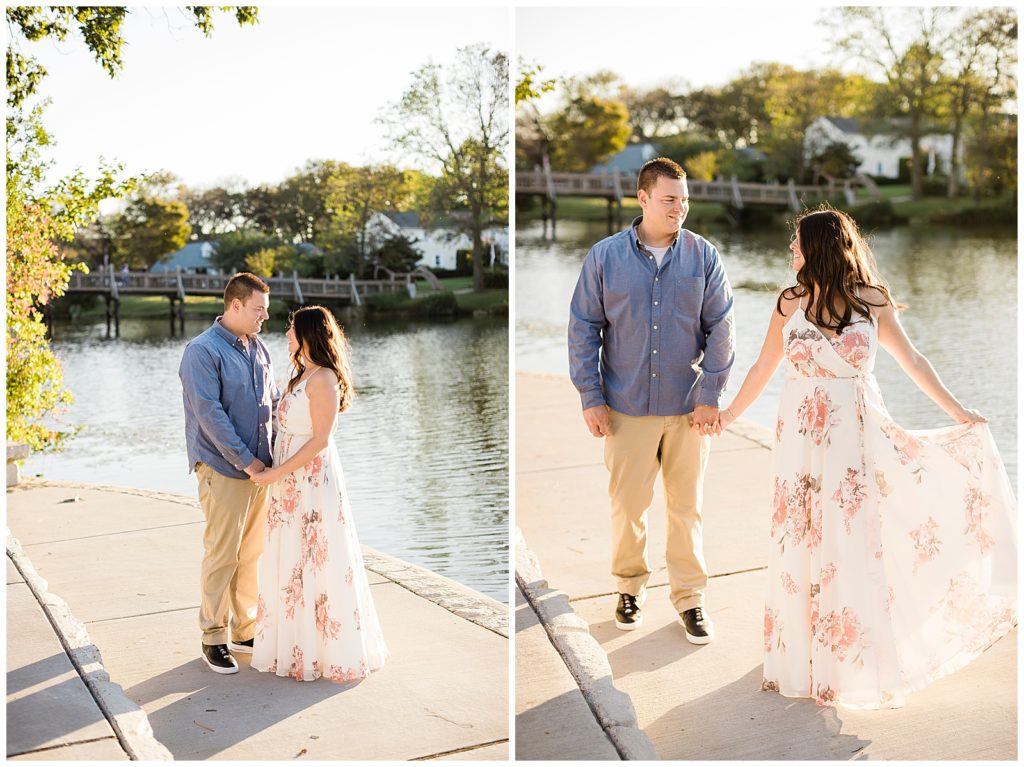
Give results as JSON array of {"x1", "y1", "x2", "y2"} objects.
[
  {"x1": 717, "y1": 207, "x2": 1016, "y2": 709},
  {"x1": 250, "y1": 305, "x2": 388, "y2": 682}
]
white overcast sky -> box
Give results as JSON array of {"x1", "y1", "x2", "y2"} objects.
[
  {"x1": 517, "y1": 6, "x2": 834, "y2": 99},
  {"x1": 21, "y1": 6, "x2": 509, "y2": 190}
]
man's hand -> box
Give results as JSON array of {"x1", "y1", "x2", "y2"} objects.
[
  {"x1": 690, "y1": 405, "x2": 721, "y2": 436},
  {"x1": 244, "y1": 458, "x2": 266, "y2": 477},
  {"x1": 582, "y1": 405, "x2": 612, "y2": 438}
]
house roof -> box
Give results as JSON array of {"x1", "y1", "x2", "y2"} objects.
[
  {"x1": 149, "y1": 241, "x2": 216, "y2": 273},
  {"x1": 382, "y1": 211, "x2": 421, "y2": 229},
  {"x1": 826, "y1": 117, "x2": 862, "y2": 134},
  {"x1": 590, "y1": 142, "x2": 658, "y2": 174}
]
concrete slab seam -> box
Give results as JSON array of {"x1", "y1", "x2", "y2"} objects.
[
  {"x1": 515, "y1": 527, "x2": 658, "y2": 761},
  {"x1": 6, "y1": 530, "x2": 173, "y2": 761},
  {"x1": 12, "y1": 480, "x2": 508, "y2": 637},
  {"x1": 362, "y1": 548, "x2": 508, "y2": 638},
  {"x1": 410, "y1": 737, "x2": 510, "y2": 761}
]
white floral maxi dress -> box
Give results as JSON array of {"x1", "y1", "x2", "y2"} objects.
[
  {"x1": 762, "y1": 304, "x2": 1017, "y2": 709},
  {"x1": 251, "y1": 378, "x2": 389, "y2": 682}
]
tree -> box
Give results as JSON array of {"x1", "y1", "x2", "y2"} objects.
[
  {"x1": 108, "y1": 196, "x2": 192, "y2": 269},
  {"x1": 516, "y1": 60, "x2": 555, "y2": 105},
  {"x1": 327, "y1": 164, "x2": 415, "y2": 277},
  {"x1": 810, "y1": 142, "x2": 862, "y2": 181},
  {"x1": 827, "y1": 7, "x2": 950, "y2": 200},
  {"x1": 381, "y1": 44, "x2": 508, "y2": 292},
  {"x1": 941, "y1": 8, "x2": 1017, "y2": 197},
  {"x1": 620, "y1": 83, "x2": 688, "y2": 142},
  {"x1": 6, "y1": 6, "x2": 258, "y2": 449},
  {"x1": 545, "y1": 93, "x2": 631, "y2": 172}
]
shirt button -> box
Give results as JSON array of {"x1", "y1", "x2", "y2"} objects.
[
  {"x1": 654, "y1": 301, "x2": 659, "y2": 306},
  {"x1": 655, "y1": 277, "x2": 659, "y2": 282},
  {"x1": 649, "y1": 255, "x2": 654, "y2": 260},
  {"x1": 652, "y1": 373, "x2": 657, "y2": 378},
  {"x1": 653, "y1": 350, "x2": 658, "y2": 354},
  {"x1": 653, "y1": 325, "x2": 658, "y2": 330}
]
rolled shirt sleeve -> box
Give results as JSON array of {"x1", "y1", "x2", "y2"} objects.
[
  {"x1": 696, "y1": 242, "x2": 736, "y2": 408},
  {"x1": 180, "y1": 343, "x2": 256, "y2": 472},
  {"x1": 568, "y1": 247, "x2": 608, "y2": 410}
]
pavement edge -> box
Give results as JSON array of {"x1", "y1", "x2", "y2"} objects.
[
  {"x1": 6, "y1": 529, "x2": 173, "y2": 761},
  {"x1": 515, "y1": 527, "x2": 658, "y2": 761}
]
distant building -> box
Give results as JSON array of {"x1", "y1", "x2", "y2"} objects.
[
  {"x1": 149, "y1": 241, "x2": 220, "y2": 274},
  {"x1": 804, "y1": 117, "x2": 963, "y2": 180},
  {"x1": 367, "y1": 212, "x2": 507, "y2": 271},
  {"x1": 589, "y1": 142, "x2": 659, "y2": 175}
]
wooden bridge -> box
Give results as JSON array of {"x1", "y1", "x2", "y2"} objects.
[
  {"x1": 63, "y1": 265, "x2": 440, "y2": 336},
  {"x1": 516, "y1": 169, "x2": 870, "y2": 224}
]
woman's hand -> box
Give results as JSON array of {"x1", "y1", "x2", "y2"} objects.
[
  {"x1": 951, "y1": 405, "x2": 988, "y2": 425},
  {"x1": 719, "y1": 407, "x2": 737, "y2": 432},
  {"x1": 251, "y1": 466, "x2": 284, "y2": 486}
]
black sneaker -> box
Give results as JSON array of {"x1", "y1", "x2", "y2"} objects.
[
  {"x1": 228, "y1": 637, "x2": 254, "y2": 654},
  {"x1": 202, "y1": 643, "x2": 239, "y2": 674},
  {"x1": 678, "y1": 606, "x2": 714, "y2": 644},
  {"x1": 614, "y1": 590, "x2": 646, "y2": 630}
]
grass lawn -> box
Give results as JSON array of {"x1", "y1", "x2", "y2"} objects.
[
  {"x1": 453, "y1": 288, "x2": 508, "y2": 312},
  {"x1": 438, "y1": 276, "x2": 473, "y2": 291},
  {"x1": 73, "y1": 294, "x2": 225, "y2": 319}
]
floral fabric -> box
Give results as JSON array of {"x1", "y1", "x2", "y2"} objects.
[
  {"x1": 252, "y1": 377, "x2": 388, "y2": 682},
  {"x1": 762, "y1": 306, "x2": 1016, "y2": 709}
]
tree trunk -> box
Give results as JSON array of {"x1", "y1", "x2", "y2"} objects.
[
  {"x1": 909, "y1": 130, "x2": 924, "y2": 201},
  {"x1": 947, "y1": 120, "x2": 962, "y2": 198},
  {"x1": 471, "y1": 220, "x2": 485, "y2": 293}
]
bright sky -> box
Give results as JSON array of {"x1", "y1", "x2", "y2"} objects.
[
  {"x1": 23, "y1": 6, "x2": 509, "y2": 190},
  {"x1": 516, "y1": 6, "x2": 834, "y2": 100}
]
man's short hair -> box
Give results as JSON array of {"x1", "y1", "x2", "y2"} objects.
[
  {"x1": 637, "y1": 157, "x2": 687, "y2": 195},
  {"x1": 224, "y1": 272, "x2": 269, "y2": 308}
]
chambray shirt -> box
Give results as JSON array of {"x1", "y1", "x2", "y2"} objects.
[
  {"x1": 568, "y1": 218, "x2": 735, "y2": 416},
  {"x1": 179, "y1": 318, "x2": 279, "y2": 479}
]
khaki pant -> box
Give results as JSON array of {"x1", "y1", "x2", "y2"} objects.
[
  {"x1": 195, "y1": 462, "x2": 268, "y2": 646},
  {"x1": 604, "y1": 409, "x2": 711, "y2": 612}
]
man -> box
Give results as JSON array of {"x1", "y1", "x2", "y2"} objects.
[
  {"x1": 179, "y1": 272, "x2": 279, "y2": 674},
  {"x1": 568, "y1": 157, "x2": 735, "y2": 643}
]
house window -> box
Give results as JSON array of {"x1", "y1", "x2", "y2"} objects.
[{"x1": 435, "y1": 256, "x2": 440, "y2": 266}]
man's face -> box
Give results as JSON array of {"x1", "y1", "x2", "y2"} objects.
[
  {"x1": 638, "y1": 175, "x2": 689, "y2": 238},
  {"x1": 232, "y1": 292, "x2": 270, "y2": 336}
]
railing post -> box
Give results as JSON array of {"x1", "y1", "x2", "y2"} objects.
[
  {"x1": 292, "y1": 270, "x2": 304, "y2": 304},
  {"x1": 787, "y1": 179, "x2": 801, "y2": 212},
  {"x1": 109, "y1": 263, "x2": 119, "y2": 300},
  {"x1": 731, "y1": 176, "x2": 744, "y2": 209},
  {"x1": 349, "y1": 274, "x2": 361, "y2": 307}
]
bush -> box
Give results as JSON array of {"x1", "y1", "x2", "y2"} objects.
[
  {"x1": 483, "y1": 269, "x2": 508, "y2": 289},
  {"x1": 921, "y1": 175, "x2": 950, "y2": 197},
  {"x1": 849, "y1": 198, "x2": 907, "y2": 227},
  {"x1": 419, "y1": 291, "x2": 458, "y2": 319}
]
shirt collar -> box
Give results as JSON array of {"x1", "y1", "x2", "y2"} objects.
[
  {"x1": 631, "y1": 216, "x2": 679, "y2": 250},
  {"x1": 213, "y1": 316, "x2": 251, "y2": 348}
]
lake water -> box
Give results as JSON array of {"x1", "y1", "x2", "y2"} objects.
[
  {"x1": 24, "y1": 316, "x2": 510, "y2": 603},
  {"x1": 516, "y1": 219, "x2": 1017, "y2": 487}
]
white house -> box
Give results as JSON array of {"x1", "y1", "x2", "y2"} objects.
[
  {"x1": 367, "y1": 212, "x2": 507, "y2": 271},
  {"x1": 590, "y1": 142, "x2": 659, "y2": 175},
  {"x1": 804, "y1": 117, "x2": 963, "y2": 180}
]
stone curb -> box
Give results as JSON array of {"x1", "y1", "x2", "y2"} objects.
[
  {"x1": 362, "y1": 549, "x2": 508, "y2": 638},
  {"x1": 515, "y1": 527, "x2": 658, "y2": 761},
  {"x1": 6, "y1": 530, "x2": 174, "y2": 761},
  {"x1": 11, "y1": 479, "x2": 508, "y2": 637}
]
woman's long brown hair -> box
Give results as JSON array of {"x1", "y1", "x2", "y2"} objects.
[
  {"x1": 286, "y1": 305, "x2": 354, "y2": 412},
  {"x1": 776, "y1": 205, "x2": 902, "y2": 333}
]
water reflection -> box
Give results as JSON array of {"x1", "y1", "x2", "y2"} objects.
[
  {"x1": 516, "y1": 220, "x2": 1017, "y2": 486},
  {"x1": 26, "y1": 316, "x2": 509, "y2": 602}
]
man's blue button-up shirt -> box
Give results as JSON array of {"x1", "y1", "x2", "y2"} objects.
[
  {"x1": 568, "y1": 218, "x2": 735, "y2": 416},
  {"x1": 179, "y1": 318, "x2": 279, "y2": 479}
]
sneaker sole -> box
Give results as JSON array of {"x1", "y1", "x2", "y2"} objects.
[
  {"x1": 202, "y1": 656, "x2": 239, "y2": 674},
  {"x1": 614, "y1": 618, "x2": 642, "y2": 631},
  {"x1": 228, "y1": 642, "x2": 253, "y2": 654},
  {"x1": 676, "y1": 615, "x2": 714, "y2": 644}
]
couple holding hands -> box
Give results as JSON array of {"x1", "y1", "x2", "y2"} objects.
[
  {"x1": 179, "y1": 273, "x2": 387, "y2": 682},
  {"x1": 569, "y1": 157, "x2": 1016, "y2": 709}
]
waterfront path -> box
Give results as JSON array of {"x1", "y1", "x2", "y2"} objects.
[
  {"x1": 516, "y1": 372, "x2": 1016, "y2": 760},
  {"x1": 7, "y1": 481, "x2": 507, "y2": 761}
]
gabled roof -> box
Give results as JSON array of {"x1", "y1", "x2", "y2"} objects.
[
  {"x1": 149, "y1": 242, "x2": 215, "y2": 273},
  {"x1": 825, "y1": 117, "x2": 862, "y2": 134},
  {"x1": 382, "y1": 211, "x2": 421, "y2": 229},
  {"x1": 590, "y1": 142, "x2": 658, "y2": 174}
]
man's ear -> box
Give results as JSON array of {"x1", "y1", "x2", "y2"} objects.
[{"x1": 637, "y1": 189, "x2": 648, "y2": 208}]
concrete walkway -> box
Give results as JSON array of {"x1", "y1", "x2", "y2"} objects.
[
  {"x1": 515, "y1": 372, "x2": 1017, "y2": 761},
  {"x1": 7, "y1": 481, "x2": 507, "y2": 761}
]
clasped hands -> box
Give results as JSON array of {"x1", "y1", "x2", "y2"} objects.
[
  {"x1": 244, "y1": 458, "x2": 282, "y2": 486},
  {"x1": 582, "y1": 404, "x2": 735, "y2": 438}
]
